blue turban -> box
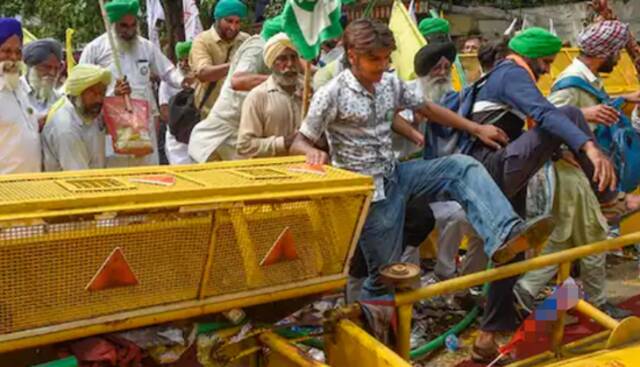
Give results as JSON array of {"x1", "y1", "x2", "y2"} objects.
[
  {"x1": 214, "y1": 0, "x2": 248, "y2": 20},
  {"x1": 0, "y1": 18, "x2": 22, "y2": 47},
  {"x1": 23, "y1": 38, "x2": 63, "y2": 66}
]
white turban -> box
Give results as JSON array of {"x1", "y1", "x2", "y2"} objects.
[
  {"x1": 64, "y1": 64, "x2": 112, "y2": 96},
  {"x1": 263, "y1": 32, "x2": 296, "y2": 69}
]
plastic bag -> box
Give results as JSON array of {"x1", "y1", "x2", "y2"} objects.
[{"x1": 102, "y1": 96, "x2": 153, "y2": 157}]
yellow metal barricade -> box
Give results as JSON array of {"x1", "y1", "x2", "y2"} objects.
[{"x1": 0, "y1": 157, "x2": 373, "y2": 352}]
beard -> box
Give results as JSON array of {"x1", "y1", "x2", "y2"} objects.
[
  {"x1": 0, "y1": 61, "x2": 23, "y2": 91},
  {"x1": 27, "y1": 69, "x2": 57, "y2": 101},
  {"x1": 273, "y1": 69, "x2": 300, "y2": 88},
  {"x1": 71, "y1": 96, "x2": 102, "y2": 122},
  {"x1": 112, "y1": 27, "x2": 138, "y2": 52},
  {"x1": 599, "y1": 55, "x2": 617, "y2": 73},
  {"x1": 419, "y1": 75, "x2": 453, "y2": 104}
]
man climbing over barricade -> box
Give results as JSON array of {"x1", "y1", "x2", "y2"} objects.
[
  {"x1": 516, "y1": 20, "x2": 639, "y2": 322},
  {"x1": 290, "y1": 18, "x2": 554, "y2": 308},
  {"x1": 416, "y1": 26, "x2": 618, "y2": 363}
]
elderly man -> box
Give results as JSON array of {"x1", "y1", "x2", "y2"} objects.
[
  {"x1": 0, "y1": 18, "x2": 41, "y2": 174},
  {"x1": 21, "y1": 38, "x2": 63, "y2": 124},
  {"x1": 237, "y1": 33, "x2": 302, "y2": 158},
  {"x1": 410, "y1": 42, "x2": 488, "y2": 285},
  {"x1": 423, "y1": 27, "x2": 616, "y2": 363},
  {"x1": 190, "y1": 0, "x2": 249, "y2": 116},
  {"x1": 515, "y1": 20, "x2": 636, "y2": 320},
  {"x1": 291, "y1": 19, "x2": 554, "y2": 302},
  {"x1": 42, "y1": 65, "x2": 111, "y2": 171},
  {"x1": 188, "y1": 15, "x2": 283, "y2": 162},
  {"x1": 79, "y1": 0, "x2": 186, "y2": 168}
]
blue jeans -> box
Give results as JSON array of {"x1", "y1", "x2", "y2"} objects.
[{"x1": 358, "y1": 154, "x2": 522, "y2": 299}]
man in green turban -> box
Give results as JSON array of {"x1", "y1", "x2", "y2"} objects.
[
  {"x1": 80, "y1": 0, "x2": 192, "y2": 168},
  {"x1": 418, "y1": 25, "x2": 617, "y2": 364},
  {"x1": 189, "y1": 0, "x2": 249, "y2": 115},
  {"x1": 418, "y1": 17, "x2": 451, "y2": 43}
]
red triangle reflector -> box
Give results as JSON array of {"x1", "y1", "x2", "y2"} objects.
[
  {"x1": 86, "y1": 247, "x2": 139, "y2": 291},
  {"x1": 260, "y1": 227, "x2": 299, "y2": 266}
]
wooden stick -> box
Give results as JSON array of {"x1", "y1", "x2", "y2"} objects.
[{"x1": 301, "y1": 61, "x2": 312, "y2": 119}]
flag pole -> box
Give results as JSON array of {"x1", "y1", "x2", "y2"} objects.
[{"x1": 301, "y1": 61, "x2": 312, "y2": 118}]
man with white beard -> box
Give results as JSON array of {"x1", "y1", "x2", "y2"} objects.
[
  {"x1": 407, "y1": 42, "x2": 488, "y2": 288},
  {"x1": 21, "y1": 38, "x2": 63, "y2": 127},
  {"x1": 0, "y1": 18, "x2": 41, "y2": 174},
  {"x1": 79, "y1": 0, "x2": 190, "y2": 168}
]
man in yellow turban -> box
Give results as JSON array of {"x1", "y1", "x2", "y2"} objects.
[
  {"x1": 236, "y1": 33, "x2": 303, "y2": 158},
  {"x1": 41, "y1": 64, "x2": 111, "y2": 171}
]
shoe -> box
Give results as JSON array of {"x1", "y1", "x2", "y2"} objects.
[
  {"x1": 492, "y1": 215, "x2": 555, "y2": 265},
  {"x1": 513, "y1": 283, "x2": 536, "y2": 315},
  {"x1": 471, "y1": 341, "x2": 514, "y2": 365},
  {"x1": 599, "y1": 302, "x2": 633, "y2": 319}
]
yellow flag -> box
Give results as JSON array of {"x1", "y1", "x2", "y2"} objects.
[
  {"x1": 388, "y1": 1, "x2": 462, "y2": 90},
  {"x1": 66, "y1": 28, "x2": 77, "y2": 75}
]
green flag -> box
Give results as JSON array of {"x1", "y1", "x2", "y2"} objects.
[{"x1": 281, "y1": 0, "x2": 348, "y2": 60}]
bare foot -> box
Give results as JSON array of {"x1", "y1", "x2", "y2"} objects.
[{"x1": 625, "y1": 194, "x2": 640, "y2": 211}]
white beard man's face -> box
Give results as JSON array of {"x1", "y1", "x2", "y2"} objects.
[
  {"x1": 28, "y1": 68, "x2": 57, "y2": 101},
  {"x1": 419, "y1": 74, "x2": 453, "y2": 104},
  {"x1": 0, "y1": 61, "x2": 22, "y2": 91}
]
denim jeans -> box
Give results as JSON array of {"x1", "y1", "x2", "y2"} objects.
[{"x1": 358, "y1": 154, "x2": 522, "y2": 299}]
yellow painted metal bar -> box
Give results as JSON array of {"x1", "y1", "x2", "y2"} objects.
[
  {"x1": 507, "y1": 330, "x2": 611, "y2": 367},
  {"x1": 574, "y1": 300, "x2": 620, "y2": 330},
  {"x1": 396, "y1": 304, "x2": 413, "y2": 360},
  {"x1": 326, "y1": 319, "x2": 412, "y2": 367},
  {"x1": 198, "y1": 213, "x2": 219, "y2": 299},
  {"x1": 229, "y1": 208, "x2": 263, "y2": 288},
  {"x1": 258, "y1": 331, "x2": 329, "y2": 367},
  {"x1": 396, "y1": 232, "x2": 640, "y2": 305},
  {"x1": 0, "y1": 278, "x2": 345, "y2": 353}
]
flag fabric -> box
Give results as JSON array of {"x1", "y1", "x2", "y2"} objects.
[
  {"x1": 65, "y1": 28, "x2": 76, "y2": 75},
  {"x1": 499, "y1": 278, "x2": 582, "y2": 357},
  {"x1": 281, "y1": 0, "x2": 348, "y2": 60},
  {"x1": 146, "y1": 0, "x2": 165, "y2": 47},
  {"x1": 388, "y1": 1, "x2": 464, "y2": 89},
  {"x1": 183, "y1": 0, "x2": 203, "y2": 41}
]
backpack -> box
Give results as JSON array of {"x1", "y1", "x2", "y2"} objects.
[
  {"x1": 551, "y1": 76, "x2": 640, "y2": 192},
  {"x1": 168, "y1": 83, "x2": 215, "y2": 145}
]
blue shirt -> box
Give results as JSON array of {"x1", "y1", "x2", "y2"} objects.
[{"x1": 474, "y1": 60, "x2": 591, "y2": 151}]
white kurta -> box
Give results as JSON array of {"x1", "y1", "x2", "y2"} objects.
[
  {"x1": 0, "y1": 81, "x2": 42, "y2": 174},
  {"x1": 158, "y1": 80, "x2": 192, "y2": 165},
  {"x1": 79, "y1": 33, "x2": 183, "y2": 168},
  {"x1": 41, "y1": 97, "x2": 106, "y2": 171}
]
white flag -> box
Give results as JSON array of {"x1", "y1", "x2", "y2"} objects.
[
  {"x1": 183, "y1": 0, "x2": 204, "y2": 41},
  {"x1": 146, "y1": 0, "x2": 165, "y2": 47}
]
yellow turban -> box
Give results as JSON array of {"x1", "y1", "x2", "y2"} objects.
[
  {"x1": 64, "y1": 64, "x2": 112, "y2": 96},
  {"x1": 263, "y1": 33, "x2": 296, "y2": 69}
]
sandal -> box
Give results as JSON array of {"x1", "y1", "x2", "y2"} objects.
[
  {"x1": 601, "y1": 193, "x2": 640, "y2": 225},
  {"x1": 471, "y1": 342, "x2": 515, "y2": 365}
]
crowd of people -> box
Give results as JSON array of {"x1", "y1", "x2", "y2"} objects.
[{"x1": 2, "y1": 0, "x2": 640, "y2": 363}]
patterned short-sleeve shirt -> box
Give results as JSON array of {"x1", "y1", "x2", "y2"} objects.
[{"x1": 300, "y1": 69, "x2": 424, "y2": 200}]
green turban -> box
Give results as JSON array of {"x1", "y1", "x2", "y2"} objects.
[
  {"x1": 213, "y1": 0, "x2": 248, "y2": 20},
  {"x1": 261, "y1": 15, "x2": 284, "y2": 41},
  {"x1": 65, "y1": 64, "x2": 112, "y2": 97},
  {"x1": 175, "y1": 41, "x2": 192, "y2": 59},
  {"x1": 508, "y1": 27, "x2": 562, "y2": 59},
  {"x1": 418, "y1": 18, "x2": 450, "y2": 37},
  {"x1": 105, "y1": 0, "x2": 140, "y2": 23}
]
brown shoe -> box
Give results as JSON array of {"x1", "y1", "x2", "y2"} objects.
[
  {"x1": 492, "y1": 215, "x2": 555, "y2": 265},
  {"x1": 471, "y1": 342, "x2": 514, "y2": 365}
]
